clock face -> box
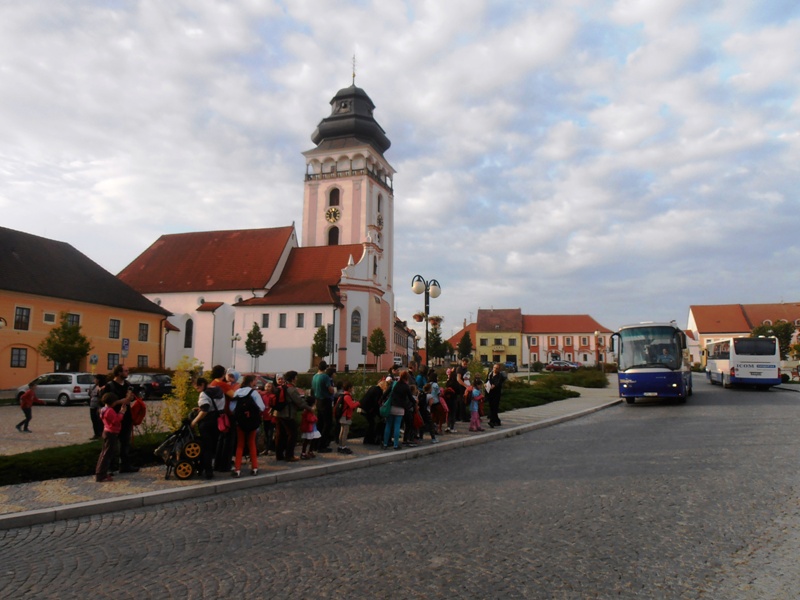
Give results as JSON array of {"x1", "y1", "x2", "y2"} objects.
[{"x1": 325, "y1": 207, "x2": 341, "y2": 223}]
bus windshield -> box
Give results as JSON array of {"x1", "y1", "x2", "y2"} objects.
[
  {"x1": 732, "y1": 338, "x2": 777, "y2": 356},
  {"x1": 618, "y1": 325, "x2": 681, "y2": 371}
]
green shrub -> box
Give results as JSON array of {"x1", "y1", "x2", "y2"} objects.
[{"x1": 0, "y1": 433, "x2": 163, "y2": 486}]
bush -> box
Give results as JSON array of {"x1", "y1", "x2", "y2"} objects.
[
  {"x1": 535, "y1": 369, "x2": 608, "y2": 388},
  {"x1": 0, "y1": 433, "x2": 164, "y2": 486}
]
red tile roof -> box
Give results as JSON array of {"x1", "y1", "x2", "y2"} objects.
[
  {"x1": 447, "y1": 322, "x2": 477, "y2": 347},
  {"x1": 522, "y1": 314, "x2": 612, "y2": 334},
  {"x1": 690, "y1": 303, "x2": 800, "y2": 334},
  {"x1": 476, "y1": 309, "x2": 523, "y2": 331},
  {"x1": 197, "y1": 302, "x2": 225, "y2": 312},
  {"x1": 239, "y1": 244, "x2": 364, "y2": 306},
  {"x1": 118, "y1": 227, "x2": 295, "y2": 293}
]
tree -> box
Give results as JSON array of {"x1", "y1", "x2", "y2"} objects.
[
  {"x1": 245, "y1": 322, "x2": 267, "y2": 371},
  {"x1": 426, "y1": 323, "x2": 447, "y2": 364},
  {"x1": 751, "y1": 322, "x2": 796, "y2": 360},
  {"x1": 368, "y1": 327, "x2": 387, "y2": 369},
  {"x1": 457, "y1": 331, "x2": 474, "y2": 360},
  {"x1": 312, "y1": 326, "x2": 328, "y2": 361},
  {"x1": 37, "y1": 312, "x2": 92, "y2": 371}
]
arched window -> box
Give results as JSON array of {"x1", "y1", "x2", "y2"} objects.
[
  {"x1": 377, "y1": 194, "x2": 382, "y2": 213},
  {"x1": 329, "y1": 188, "x2": 340, "y2": 206},
  {"x1": 351, "y1": 310, "x2": 361, "y2": 343},
  {"x1": 184, "y1": 319, "x2": 194, "y2": 349},
  {"x1": 373, "y1": 256, "x2": 378, "y2": 275},
  {"x1": 328, "y1": 227, "x2": 339, "y2": 246}
]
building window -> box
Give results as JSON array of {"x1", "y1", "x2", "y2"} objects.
[
  {"x1": 480, "y1": 354, "x2": 488, "y2": 363},
  {"x1": 581, "y1": 336, "x2": 589, "y2": 346},
  {"x1": 529, "y1": 337, "x2": 538, "y2": 347},
  {"x1": 549, "y1": 336, "x2": 557, "y2": 346},
  {"x1": 11, "y1": 348, "x2": 27, "y2": 368},
  {"x1": 137, "y1": 355, "x2": 148, "y2": 367},
  {"x1": 492, "y1": 354, "x2": 501, "y2": 363},
  {"x1": 66, "y1": 313, "x2": 80, "y2": 327},
  {"x1": 351, "y1": 310, "x2": 361, "y2": 343},
  {"x1": 297, "y1": 313, "x2": 305, "y2": 328},
  {"x1": 329, "y1": 187, "x2": 340, "y2": 206},
  {"x1": 494, "y1": 338, "x2": 502, "y2": 346},
  {"x1": 184, "y1": 319, "x2": 194, "y2": 348},
  {"x1": 109, "y1": 319, "x2": 121, "y2": 339},
  {"x1": 279, "y1": 313, "x2": 287, "y2": 328},
  {"x1": 479, "y1": 338, "x2": 488, "y2": 346},
  {"x1": 14, "y1": 307, "x2": 31, "y2": 330},
  {"x1": 315, "y1": 313, "x2": 323, "y2": 328},
  {"x1": 565, "y1": 337, "x2": 572, "y2": 346},
  {"x1": 138, "y1": 323, "x2": 149, "y2": 342},
  {"x1": 262, "y1": 314, "x2": 269, "y2": 328},
  {"x1": 108, "y1": 353, "x2": 120, "y2": 370},
  {"x1": 509, "y1": 338, "x2": 517, "y2": 346},
  {"x1": 531, "y1": 353, "x2": 538, "y2": 362},
  {"x1": 43, "y1": 312, "x2": 56, "y2": 324},
  {"x1": 328, "y1": 227, "x2": 339, "y2": 246}
]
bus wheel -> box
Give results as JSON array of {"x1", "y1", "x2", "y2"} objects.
[{"x1": 625, "y1": 397, "x2": 636, "y2": 405}]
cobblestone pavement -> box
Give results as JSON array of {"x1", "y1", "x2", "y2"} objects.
[
  {"x1": 0, "y1": 382, "x2": 619, "y2": 525},
  {"x1": 2, "y1": 380, "x2": 800, "y2": 598}
]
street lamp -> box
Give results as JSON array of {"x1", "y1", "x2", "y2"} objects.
[
  {"x1": 411, "y1": 275, "x2": 441, "y2": 367},
  {"x1": 231, "y1": 333, "x2": 241, "y2": 368}
]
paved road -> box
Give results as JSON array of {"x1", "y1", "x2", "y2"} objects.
[{"x1": 2, "y1": 379, "x2": 800, "y2": 599}]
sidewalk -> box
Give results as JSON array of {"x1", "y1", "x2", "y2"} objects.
[{"x1": 0, "y1": 380, "x2": 621, "y2": 530}]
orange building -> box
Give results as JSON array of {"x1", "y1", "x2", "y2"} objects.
[{"x1": 0, "y1": 227, "x2": 170, "y2": 389}]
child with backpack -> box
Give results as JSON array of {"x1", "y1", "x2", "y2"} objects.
[
  {"x1": 232, "y1": 375, "x2": 266, "y2": 477},
  {"x1": 300, "y1": 397, "x2": 320, "y2": 459},
  {"x1": 335, "y1": 380, "x2": 360, "y2": 454}
]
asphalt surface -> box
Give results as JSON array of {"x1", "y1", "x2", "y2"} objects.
[{"x1": 2, "y1": 378, "x2": 800, "y2": 599}]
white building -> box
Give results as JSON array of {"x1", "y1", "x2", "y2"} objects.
[{"x1": 118, "y1": 83, "x2": 396, "y2": 373}]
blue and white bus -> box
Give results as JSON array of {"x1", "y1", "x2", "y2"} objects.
[
  {"x1": 611, "y1": 322, "x2": 692, "y2": 404},
  {"x1": 705, "y1": 337, "x2": 781, "y2": 389}
]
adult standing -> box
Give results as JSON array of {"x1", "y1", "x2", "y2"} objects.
[
  {"x1": 103, "y1": 364, "x2": 139, "y2": 473},
  {"x1": 455, "y1": 357, "x2": 471, "y2": 424},
  {"x1": 231, "y1": 375, "x2": 266, "y2": 476},
  {"x1": 383, "y1": 370, "x2": 415, "y2": 450},
  {"x1": 311, "y1": 361, "x2": 335, "y2": 453},
  {"x1": 88, "y1": 374, "x2": 106, "y2": 439},
  {"x1": 274, "y1": 370, "x2": 308, "y2": 462},
  {"x1": 209, "y1": 365, "x2": 236, "y2": 472},
  {"x1": 485, "y1": 363, "x2": 506, "y2": 428},
  {"x1": 359, "y1": 378, "x2": 390, "y2": 445},
  {"x1": 191, "y1": 378, "x2": 225, "y2": 479}
]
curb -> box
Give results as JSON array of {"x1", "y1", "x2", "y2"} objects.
[{"x1": 0, "y1": 399, "x2": 621, "y2": 531}]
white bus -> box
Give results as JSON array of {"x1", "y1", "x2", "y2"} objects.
[{"x1": 705, "y1": 337, "x2": 781, "y2": 389}]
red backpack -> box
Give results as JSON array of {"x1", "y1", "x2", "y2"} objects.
[{"x1": 130, "y1": 395, "x2": 147, "y2": 426}]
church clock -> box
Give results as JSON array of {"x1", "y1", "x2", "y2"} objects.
[{"x1": 325, "y1": 206, "x2": 341, "y2": 223}]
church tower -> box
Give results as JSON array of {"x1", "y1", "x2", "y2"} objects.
[{"x1": 301, "y1": 83, "x2": 396, "y2": 367}]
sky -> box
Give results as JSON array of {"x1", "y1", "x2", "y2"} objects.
[{"x1": 2, "y1": 0, "x2": 799, "y2": 341}]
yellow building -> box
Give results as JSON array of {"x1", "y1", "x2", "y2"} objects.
[{"x1": 1, "y1": 227, "x2": 170, "y2": 389}]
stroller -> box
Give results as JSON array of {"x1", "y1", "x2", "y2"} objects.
[{"x1": 154, "y1": 419, "x2": 202, "y2": 480}]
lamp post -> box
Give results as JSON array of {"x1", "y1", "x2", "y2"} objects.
[
  {"x1": 231, "y1": 333, "x2": 241, "y2": 368},
  {"x1": 411, "y1": 275, "x2": 441, "y2": 367}
]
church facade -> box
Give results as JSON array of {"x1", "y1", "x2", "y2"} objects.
[{"x1": 117, "y1": 83, "x2": 396, "y2": 373}]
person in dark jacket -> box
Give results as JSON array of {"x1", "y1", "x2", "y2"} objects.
[
  {"x1": 359, "y1": 378, "x2": 390, "y2": 445},
  {"x1": 485, "y1": 363, "x2": 506, "y2": 428},
  {"x1": 191, "y1": 378, "x2": 226, "y2": 479},
  {"x1": 383, "y1": 370, "x2": 415, "y2": 450}
]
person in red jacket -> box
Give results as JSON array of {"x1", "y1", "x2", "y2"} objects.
[
  {"x1": 95, "y1": 393, "x2": 126, "y2": 482},
  {"x1": 336, "y1": 380, "x2": 360, "y2": 455},
  {"x1": 16, "y1": 383, "x2": 45, "y2": 433}
]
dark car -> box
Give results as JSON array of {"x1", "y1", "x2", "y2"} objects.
[
  {"x1": 128, "y1": 373, "x2": 173, "y2": 400},
  {"x1": 504, "y1": 361, "x2": 518, "y2": 373},
  {"x1": 544, "y1": 360, "x2": 577, "y2": 372}
]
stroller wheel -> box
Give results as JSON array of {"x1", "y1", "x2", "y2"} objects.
[
  {"x1": 174, "y1": 461, "x2": 194, "y2": 480},
  {"x1": 182, "y1": 442, "x2": 201, "y2": 460}
]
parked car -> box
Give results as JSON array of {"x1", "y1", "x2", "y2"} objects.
[
  {"x1": 544, "y1": 360, "x2": 577, "y2": 372},
  {"x1": 240, "y1": 373, "x2": 276, "y2": 389},
  {"x1": 128, "y1": 373, "x2": 173, "y2": 400},
  {"x1": 504, "y1": 361, "x2": 518, "y2": 373},
  {"x1": 16, "y1": 372, "x2": 94, "y2": 406}
]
